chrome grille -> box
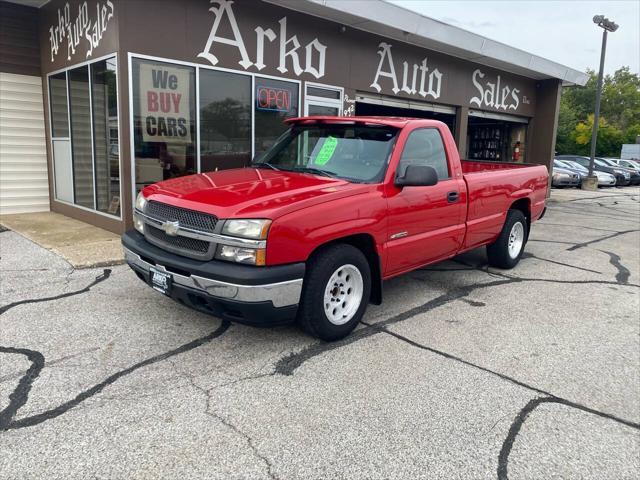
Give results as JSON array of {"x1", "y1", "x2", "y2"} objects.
[
  {"x1": 146, "y1": 201, "x2": 218, "y2": 233},
  {"x1": 146, "y1": 225, "x2": 212, "y2": 257}
]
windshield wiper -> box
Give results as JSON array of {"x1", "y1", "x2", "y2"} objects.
[
  {"x1": 252, "y1": 162, "x2": 279, "y2": 171},
  {"x1": 292, "y1": 166, "x2": 338, "y2": 178}
]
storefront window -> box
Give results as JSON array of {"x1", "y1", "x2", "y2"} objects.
[
  {"x1": 132, "y1": 58, "x2": 196, "y2": 194},
  {"x1": 48, "y1": 56, "x2": 120, "y2": 215},
  {"x1": 91, "y1": 58, "x2": 120, "y2": 215},
  {"x1": 49, "y1": 72, "x2": 69, "y2": 138},
  {"x1": 254, "y1": 77, "x2": 299, "y2": 157},
  {"x1": 68, "y1": 65, "x2": 94, "y2": 209},
  {"x1": 199, "y1": 69, "x2": 251, "y2": 172},
  {"x1": 304, "y1": 83, "x2": 342, "y2": 117}
]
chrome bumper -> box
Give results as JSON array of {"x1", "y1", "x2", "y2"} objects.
[{"x1": 124, "y1": 248, "x2": 302, "y2": 308}]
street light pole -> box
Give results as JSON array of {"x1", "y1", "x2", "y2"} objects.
[
  {"x1": 583, "y1": 15, "x2": 618, "y2": 191},
  {"x1": 588, "y1": 28, "x2": 607, "y2": 177}
]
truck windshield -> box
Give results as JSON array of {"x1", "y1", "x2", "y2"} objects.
[{"x1": 253, "y1": 124, "x2": 399, "y2": 183}]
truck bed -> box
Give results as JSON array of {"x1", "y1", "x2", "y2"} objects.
[{"x1": 460, "y1": 160, "x2": 549, "y2": 252}]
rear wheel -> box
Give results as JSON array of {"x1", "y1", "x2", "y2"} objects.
[
  {"x1": 297, "y1": 244, "x2": 371, "y2": 341},
  {"x1": 487, "y1": 209, "x2": 528, "y2": 269}
]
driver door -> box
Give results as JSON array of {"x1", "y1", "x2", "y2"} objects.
[{"x1": 385, "y1": 128, "x2": 466, "y2": 275}]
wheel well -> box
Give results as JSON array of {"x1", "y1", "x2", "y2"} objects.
[
  {"x1": 309, "y1": 234, "x2": 383, "y2": 305},
  {"x1": 510, "y1": 198, "x2": 531, "y2": 240}
]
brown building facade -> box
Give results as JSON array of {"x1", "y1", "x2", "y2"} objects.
[{"x1": 1, "y1": 0, "x2": 587, "y2": 232}]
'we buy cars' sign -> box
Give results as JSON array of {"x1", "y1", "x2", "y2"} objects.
[{"x1": 140, "y1": 64, "x2": 191, "y2": 143}]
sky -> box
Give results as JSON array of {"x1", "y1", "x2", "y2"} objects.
[{"x1": 388, "y1": 0, "x2": 640, "y2": 76}]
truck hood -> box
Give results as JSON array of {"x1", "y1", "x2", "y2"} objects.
[{"x1": 142, "y1": 168, "x2": 372, "y2": 219}]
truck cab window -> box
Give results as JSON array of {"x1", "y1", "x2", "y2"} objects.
[{"x1": 399, "y1": 129, "x2": 449, "y2": 180}]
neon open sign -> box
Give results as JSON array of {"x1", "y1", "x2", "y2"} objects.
[{"x1": 256, "y1": 86, "x2": 292, "y2": 112}]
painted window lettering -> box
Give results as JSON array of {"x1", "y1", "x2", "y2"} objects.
[
  {"x1": 198, "y1": 0, "x2": 327, "y2": 79},
  {"x1": 48, "y1": 0, "x2": 114, "y2": 62},
  {"x1": 469, "y1": 69, "x2": 521, "y2": 111},
  {"x1": 370, "y1": 43, "x2": 443, "y2": 100}
]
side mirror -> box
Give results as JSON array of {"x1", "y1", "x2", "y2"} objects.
[{"x1": 395, "y1": 164, "x2": 438, "y2": 187}]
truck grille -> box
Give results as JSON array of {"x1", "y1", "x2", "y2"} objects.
[
  {"x1": 146, "y1": 201, "x2": 218, "y2": 233},
  {"x1": 145, "y1": 225, "x2": 213, "y2": 259},
  {"x1": 142, "y1": 201, "x2": 218, "y2": 260}
]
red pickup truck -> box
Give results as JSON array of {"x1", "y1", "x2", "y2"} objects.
[{"x1": 123, "y1": 117, "x2": 548, "y2": 340}]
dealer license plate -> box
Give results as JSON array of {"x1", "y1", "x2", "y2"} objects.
[{"x1": 150, "y1": 267, "x2": 172, "y2": 296}]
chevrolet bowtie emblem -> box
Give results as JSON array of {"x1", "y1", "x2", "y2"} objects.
[{"x1": 161, "y1": 220, "x2": 180, "y2": 236}]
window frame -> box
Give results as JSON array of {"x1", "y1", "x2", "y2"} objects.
[
  {"x1": 304, "y1": 81, "x2": 343, "y2": 117},
  {"x1": 46, "y1": 53, "x2": 122, "y2": 220},
  {"x1": 397, "y1": 127, "x2": 452, "y2": 181}
]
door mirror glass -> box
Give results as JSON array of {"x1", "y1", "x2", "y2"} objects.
[{"x1": 395, "y1": 165, "x2": 438, "y2": 187}]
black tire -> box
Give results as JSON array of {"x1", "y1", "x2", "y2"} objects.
[
  {"x1": 297, "y1": 244, "x2": 371, "y2": 341},
  {"x1": 486, "y1": 209, "x2": 528, "y2": 269}
]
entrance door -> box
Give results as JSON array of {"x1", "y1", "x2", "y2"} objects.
[{"x1": 385, "y1": 127, "x2": 466, "y2": 275}]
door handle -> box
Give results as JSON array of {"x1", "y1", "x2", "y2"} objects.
[{"x1": 447, "y1": 191, "x2": 459, "y2": 203}]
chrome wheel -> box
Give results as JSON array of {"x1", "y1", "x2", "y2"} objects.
[
  {"x1": 323, "y1": 264, "x2": 364, "y2": 325},
  {"x1": 508, "y1": 222, "x2": 525, "y2": 259}
]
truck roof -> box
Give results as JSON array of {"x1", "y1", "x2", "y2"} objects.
[{"x1": 285, "y1": 116, "x2": 445, "y2": 129}]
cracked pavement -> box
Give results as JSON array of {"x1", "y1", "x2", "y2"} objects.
[{"x1": 1, "y1": 188, "x2": 639, "y2": 479}]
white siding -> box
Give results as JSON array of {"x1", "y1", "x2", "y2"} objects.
[{"x1": 0, "y1": 72, "x2": 50, "y2": 214}]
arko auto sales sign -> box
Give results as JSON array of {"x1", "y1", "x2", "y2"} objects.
[{"x1": 139, "y1": 64, "x2": 191, "y2": 143}]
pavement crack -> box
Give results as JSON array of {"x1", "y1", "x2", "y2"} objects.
[
  {"x1": 600, "y1": 250, "x2": 631, "y2": 284},
  {"x1": 181, "y1": 370, "x2": 279, "y2": 480},
  {"x1": 520, "y1": 252, "x2": 602, "y2": 274},
  {"x1": 497, "y1": 396, "x2": 640, "y2": 480},
  {"x1": 566, "y1": 229, "x2": 639, "y2": 251},
  {"x1": 275, "y1": 274, "x2": 638, "y2": 376},
  {"x1": 0, "y1": 321, "x2": 230, "y2": 431},
  {"x1": 0, "y1": 269, "x2": 110, "y2": 315}
]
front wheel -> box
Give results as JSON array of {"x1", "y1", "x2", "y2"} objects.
[
  {"x1": 297, "y1": 244, "x2": 371, "y2": 341},
  {"x1": 486, "y1": 209, "x2": 528, "y2": 269}
]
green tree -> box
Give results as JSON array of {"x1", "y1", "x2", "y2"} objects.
[{"x1": 556, "y1": 67, "x2": 640, "y2": 157}]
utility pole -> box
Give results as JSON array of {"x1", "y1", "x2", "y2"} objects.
[{"x1": 583, "y1": 15, "x2": 619, "y2": 190}]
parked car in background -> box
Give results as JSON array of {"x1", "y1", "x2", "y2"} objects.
[
  {"x1": 551, "y1": 165, "x2": 580, "y2": 188},
  {"x1": 609, "y1": 158, "x2": 640, "y2": 172},
  {"x1": 556, "y1": 155, "x2": 631, "y2": 186},
  {"x1": 596, "y1": 158, "x2": 640, "y2": 185},
  {"x1": 554, "y1": 159, "x2": 617, "y2": 187}
]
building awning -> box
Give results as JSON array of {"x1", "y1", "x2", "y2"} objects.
[{"x1": 266, "y1": 0, "x2": 589, "y2": 86}]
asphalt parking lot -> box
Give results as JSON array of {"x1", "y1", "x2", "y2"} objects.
[{"x1": 1, "y1": 188, "x2": 639, "y2": 479}]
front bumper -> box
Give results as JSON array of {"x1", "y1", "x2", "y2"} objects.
[{"x1": 122, "y1": 230, "x2": 304, "y2": 325}]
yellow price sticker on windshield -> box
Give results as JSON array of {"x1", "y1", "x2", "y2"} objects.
[{"x1": 314, "y1": 136, "x2": 338, "y2": 166}]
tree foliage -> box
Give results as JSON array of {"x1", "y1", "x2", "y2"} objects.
[{"x1": 556, "y1": 67, "x2": 640, "y2": 157}]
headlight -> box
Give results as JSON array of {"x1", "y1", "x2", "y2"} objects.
[
  {"x1": 215, "y1": 245, "x2": 266, "y2": 266},
  {"x1": 135, "y1": 192, "x2": 147, "y2": 211},
  {"x1": 222, "y1": 219, "x2": 271, "y2": 239},
  {"x1": 134, "y1": 214, "x2": 145, "y2": 234}
]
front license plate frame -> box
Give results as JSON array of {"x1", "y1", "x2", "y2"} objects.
[{"x1": 150, "y1": 267, "x2": 172, "y2": 296}]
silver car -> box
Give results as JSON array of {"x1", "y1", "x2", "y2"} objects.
[
  {"x1": 551, "y1": 166, "x2": 580, "y2": 188},
  {"x1": 556, "y1": 159, "x2": 617, "y2": 187}
]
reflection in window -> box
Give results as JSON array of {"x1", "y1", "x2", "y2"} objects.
[
  {"x1": 199, "y1": 69, "x2": 251, "y2": 172},
  {"x1": 68, "y1": 66, "x2": 94, "y2": 208},
  {"x1": 91, "y1": 58, "x2": 120, "y2": 215},
  {"x1": 132, "y1": 58, "x2": 196, "y2": 194},
  {"x1": 49, "y1": 72, "x2": 69, "y2": 138},
  {"x1": 254, "y1": 77, "x2": 299, "y2": 158},
  {"x1": 307, "y1": 105, "x2": 339, "y2": 116},
  {"x1": 399, "y1": 129, "x2": 449, "y2": 180}
]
